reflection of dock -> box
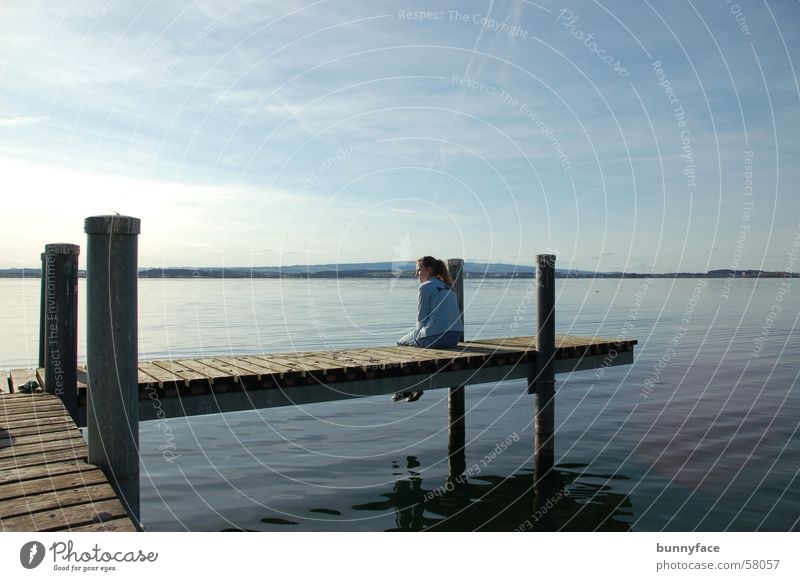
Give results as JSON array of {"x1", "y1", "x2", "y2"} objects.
[
  {"x1": 351, "y1": 460, "x2": 634, "y2": 532},
  {"x1": 12, "y1": 214, "x2": 637, "y2": 531},
  {"x1": 0, "y1": 390, "x2": 137, "y2": 532}
]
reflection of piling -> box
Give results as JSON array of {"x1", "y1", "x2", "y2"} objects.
[
  {"x1": 446, "y1": 258, "x2": 466, "y2": 481},
  {"x1": 531, "y1": 254, "x2": 556, "y2": 490},
  {"x1": 85, "y1": 215, "x2": 141, "y2": 530},
  {"x1": 42, "y1": 243, "x2": 80, "y2": 424}
]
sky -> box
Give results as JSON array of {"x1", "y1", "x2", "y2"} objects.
[{"x1": 0, "y1": 0, "x2": 798, "y2": 272}]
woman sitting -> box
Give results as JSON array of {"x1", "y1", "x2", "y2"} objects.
[{"x1": 394, "y1": 256, "x2": 464, "y2": 401}]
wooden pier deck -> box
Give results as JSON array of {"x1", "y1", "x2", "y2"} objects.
[
  {"x1": 19, "y1": 334, "x2": 636, "y2": 421},
  {"x1": 0, "y1": 378, "x2": 138, "y2": 532}
]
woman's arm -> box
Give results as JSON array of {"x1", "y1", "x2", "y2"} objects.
[{"x1": 416, "y1": 284, "x2": 431, "y2": 330}]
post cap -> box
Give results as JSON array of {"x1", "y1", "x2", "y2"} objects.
[
  {"x1": 536, "y1": 254, "x2": 556, "y2": 267},
  {"x1": 84, "y1": 215, "x2": 141, "y2": 235},
  {"x1": 44, "y1": 243, "x2": 80, "y2": 255},
  {"x1": 446, "y1": 258, "x2": 464, "y2": 266}
]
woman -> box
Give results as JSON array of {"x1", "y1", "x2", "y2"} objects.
[
  {"x1": 394, "y1": 256, "x2": 464, "y2": 402},
  {"x1": 397, "y1": 256, "x2": 464, "y2": 348}
]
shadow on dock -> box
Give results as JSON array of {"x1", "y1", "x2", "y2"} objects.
[{"x1": 351, "y1": 458, "x2": 634, "y2": 532}]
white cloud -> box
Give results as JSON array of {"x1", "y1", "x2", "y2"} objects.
[{"x1": 0, "y1": 116, "x2": 44, "y2": 126}]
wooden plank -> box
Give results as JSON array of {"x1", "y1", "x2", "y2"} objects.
[
  {"x1": 0, "y1": 459, "x2": 95, "y2": 486},
  {"x1": 0, "y1": 498, "x2": 130, "y2": 532},
  {"x1": 0, "y1": 483, "x2": 120, "y2": 520},
  {"x1": 237, "y1": 356, "x2": 294, "y2": 377},
  {"x1": 208, "y1": 357, "x2": 267, "y2": 380},
  {"x1": 0, "y1": 408, "x2": 72, "y2": 424},
  {"x1": 174, "y1": 359, "x2": 233, "y2": 381},
  {"x1": 0, "y1": 370, "x2": 9, "y2": 394},
  {"x1": 0, "y1": 406, "x2": 68, "y2": 421},
  {"x1": 135, "y1": 366, "x2": 162, "y2": 386},
  {"x1": 0, "y1": 448, "x2": 88, "y2": 471},
  {"x1": 465, "y1": 337, "x2": 536, "y2": 350},
  {"x1": 137, "y1": 362, "x2": 183, "y2": 387},
  {"x1": 0, "y1": 418, "x2": 74, "y2": 437},
  {"x1": 0, "y1": 469, "x2": 110, "y2": 502},
  {"x1": 321, "y1": 350, "x2": 381, "y2": 369},
  {"x1": 363, "y1": 347, "x2": 436, "y2": 366},
  {"x1": 198, "y1": 358, "x2": 255, "y2": 380},
  {"x1": 66, "y1": 517, "x2": 137, "y2": 532},
  {"x1": 0, "y1": 414, "x2": 75, "y2": 437},
  {"x1": 0, "y1": 401, "x2": 67, "y2": 419},
  {"x1": 231, "y1": 353, "x2": 306, "y2": 377},
  {"x1": 1, "y1": 429, "x2": 83, "y2": 449},
  {"x1": 391, "y1": 345, "x2": 474, "y2": 364},
  {"x1": 249, "y1": 354, "x2": 314, "y2": 375},
  {"x1": 283, "y1": 353, "x2": 353, "y2": 374},
  {"x1": 224, "y1": 356, "x2": 286, "y2": 379},
  {"x1": 0, "y1": 394, "x2": 65, "y2": 408},
  {"x1": 0, "y1": 433, "x2": 86, "y2": 460},
  {"x1": 150, "y1": 360, "x2": 209, "y2": 385},
  {"x1": 9, "y1": 369, "x2": 39, "y2": 393}
]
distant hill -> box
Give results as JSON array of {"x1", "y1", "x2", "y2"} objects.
[{"x1": 1, "y1": 263, "x2": 797, "y2": 279}]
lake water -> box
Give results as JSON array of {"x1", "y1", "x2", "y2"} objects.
[{"x1": 1, "y1": 277, "x2": 798, "y2": 531}]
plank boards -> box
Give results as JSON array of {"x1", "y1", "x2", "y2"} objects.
[
  {"x1": 0, "y1": 393, "x2": 136, "y2": 532},
  {"x1": 41, "y1": 334, "x2": 636, "y2": 417},
  {"x1": 122, "y1": 334, "x2": 636, "y2": 394}
]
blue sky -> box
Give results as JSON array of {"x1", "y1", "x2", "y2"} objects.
[{"x1": 1, "y1": 0, "x2": 798, "y2": 272}]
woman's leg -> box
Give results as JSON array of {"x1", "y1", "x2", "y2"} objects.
[{"x1": 426, "y1": 331, "x2": 461, "y2": 349}]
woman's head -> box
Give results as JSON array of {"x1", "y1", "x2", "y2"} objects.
[{"x1": 416, "y1": 256, "x2": 454, "y2": 287}]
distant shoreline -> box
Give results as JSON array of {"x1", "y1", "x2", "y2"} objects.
[{"x1": 1, "y1": 267, "x2": 796, "y2": 280}]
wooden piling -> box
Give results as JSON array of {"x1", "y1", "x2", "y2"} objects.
[
  {"x1": 38, "y1": 252, "x2": 46, "y2": 370},
  {"x1": 531, "y1": 254, "x2": 556, "y2": 489},
  {"x1": 42, "y1": 243, "x2": 80, "y2": 424},
  {"x1": 446, "y1": 258, "x2": 466, "y2": 480},
  {"x1": 85, "y1": 215, "x2": 141, "y2": 530}
]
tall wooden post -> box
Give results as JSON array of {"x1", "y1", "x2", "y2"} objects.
[
  {"x1": 85, "y1": 215, "x2": 141, "y2": 529},
  {"x1": 42, "y1": 243, "x2": 80, "y2": 424},
  {"x1": 446, "y1": 258, "x2": 466, "y2": 481},
  {"x1": 38, "y1": 252, "x2": 47, "y2": 370},
  {"x1": 530, "y1": 254, "x2": 556, "y2": 489}
]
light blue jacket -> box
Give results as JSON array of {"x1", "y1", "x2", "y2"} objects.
[{"x1": 416, "y1": 279, "x2": 464, "y2": 337}]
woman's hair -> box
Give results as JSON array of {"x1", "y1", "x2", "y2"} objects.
[{"x1": 417, "y1": 255, "x2": 454, "y2": 287}]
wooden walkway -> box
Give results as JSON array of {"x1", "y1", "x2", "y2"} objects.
[
  {"x1": 0, "y1": 374, "x2": 137, "y2": 531},
  {"x1": 1, "y1": 334, "x2": 635, "y2": 531},
  {"x1": 20, "y1": 334, "x2": 636, "y2": 420}
]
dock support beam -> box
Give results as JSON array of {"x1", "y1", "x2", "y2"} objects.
[
  {"x1": 446, "y1": 258, "x2": 466, "y2": 481},
  {"x1": 85, "y1": 215, "x2": 141, "y2": 530},
  {"x1": 42, "y1": 243, "x2": 80, "y2": 424},
  {"x1": 531, "y1": 254, "x2": 556, "y2": 490}
]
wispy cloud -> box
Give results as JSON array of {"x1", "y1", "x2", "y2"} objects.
[{"x1": 0, "y1": 116, "x2": 44, "y2": 127}]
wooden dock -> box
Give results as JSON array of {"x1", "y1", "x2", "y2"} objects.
[
  {"x1": 0, "y1": 374, "x2": 138, "y2": 532},
  {"x1": 21, "y1": 334, "x2": 636, "y2": 421},
  {"x1": 16, "y1": 217, "x2": 639, "y2": 530}
]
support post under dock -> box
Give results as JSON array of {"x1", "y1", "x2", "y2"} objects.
[
  {"x1": 446, "y1": 258, "x2": 466, "y2": 480},
  {"x1": 85, "y1": 215, "x2": 141, "y2": 530},
  {"x1": 532, "y1": 254, "x2": 556, "y2": 489}
]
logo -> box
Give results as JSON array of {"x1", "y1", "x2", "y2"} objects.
[{"x1": 20, "y1": 541, "x2": 46, "y2": 569}]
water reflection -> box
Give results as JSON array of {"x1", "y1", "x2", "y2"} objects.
[{"x1": 352, "y1": 457, "x2": 634, "y2": 531}]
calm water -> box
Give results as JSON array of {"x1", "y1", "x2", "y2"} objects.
[{"x1": 1, "y1": 277, "x2": 798, "y2": 531}]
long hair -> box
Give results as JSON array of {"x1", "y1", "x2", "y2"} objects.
[{"x1": 418, "y1": 255, "x2": 454, "y2": 287}]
